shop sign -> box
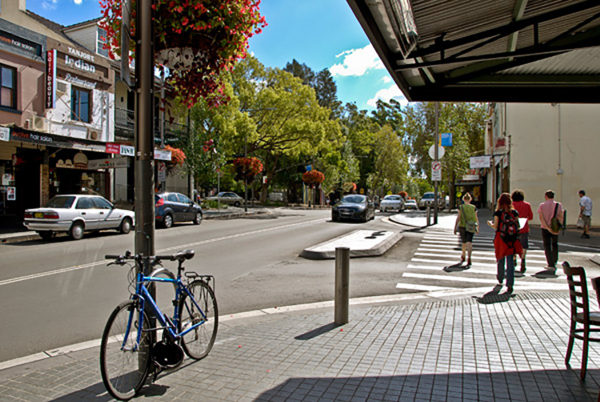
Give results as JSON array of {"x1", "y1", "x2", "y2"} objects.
[
  {"x1": 120, "y1": 145, "x2": 134, "y2": 156},
  {"x1": 7, "y1": 186, "x2": 16, "y2": 201},
  {"x1": 154, "y1": 149, "x2": 172, "y2": 161},
  {"x1": 0, "y1": 126, "x2": 9, "y2": 141},
  {"x1": 10, "y1": 129, "x2": 105, "y2": 153},
  {"x1": 470, "y1": 155, "x2": 491, "y2": 169},
  {"x1": 64, "y1": 72, "x2": 96, "y2": 89},
  {"x1": 88, "y1": 157, "x2": 129, "y2": 169},
  {"x1": 106, "y1": 143, "x2": 120, "y2": 154},
  {"x1": 2, "y1": 173, "x2": 13, "y2": 185},
  {"x1": 0, "y1": 30, "x2": 41, "y2": 56},
  {"x1": 46, "y1": 49, "x2": 56, "y2": 109},
  {"x1": 462, "y1": 174, "x2": 480, "y2": 181}
]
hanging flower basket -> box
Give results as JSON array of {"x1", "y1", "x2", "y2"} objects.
[
  {"x1": 302, "y1": 170, "x2": 325, "y2": 187},
  {"x1": 233, "y1": 156, "x2": 263, "y2": 181},
  {"x1": 165, "y1": 145, "x2": 186, "y2": 171},
  {"x1": 99, "y1": 0, "x2": 267, "y2": 107}
]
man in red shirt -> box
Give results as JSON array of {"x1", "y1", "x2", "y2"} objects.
[{"x1": 511, "y1": 190, "x2": 534, "y2": 274}]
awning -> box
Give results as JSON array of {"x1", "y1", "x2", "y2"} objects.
[{"x1": 347, "y1": 0, "x2": 600, "y2": 103}]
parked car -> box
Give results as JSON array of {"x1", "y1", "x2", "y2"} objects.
[
  {"x1": 155, "y1": 192, "x2": 203, "y2": 228},
  {"x1": 405, "y1": 199, "x2": 418, "y2": 210},
  {"x1": 331, "y1": 194, "x2": 375, "y2": 223},
  {"x1": 418, "y1": 192, "x2": 444, "y2": 210},
  {"x1": 379, "y1": 194, "x2": 405, "y2": 212},
  {"x1": 205, "y1": 191, "x2": 244, "y2": 207},
  {"x1": 23, "y1": 194, "x2": 134, "y2": 240}
]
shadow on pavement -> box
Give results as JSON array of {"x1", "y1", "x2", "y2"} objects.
[
  {"x1": 295, "y1": 323, "x2": 342, "y2": 341},
  {"x1": 256, "y1": 370, "x2": 598, "y2": 401}
]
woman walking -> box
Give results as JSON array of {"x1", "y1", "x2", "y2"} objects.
[
  {"x1": 488, "y1": 193, "x2": 523, "y2": 294},
  {"x1": 453, "y1": 193, "x2": 479, "y2": 267},
  {"x1": 511, "y1": 189, "x2": 533, "y2": 274}
]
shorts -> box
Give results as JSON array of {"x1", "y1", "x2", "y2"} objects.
[
  {"x1": 518, "y1": 232, "x2": 529, "y2": 249},
  {"x1": 459, "y1": 227, "x2": 474, "y2": 243},
  {"x1": 582, "y1": 215, "x2": 591, "y2": 227}
]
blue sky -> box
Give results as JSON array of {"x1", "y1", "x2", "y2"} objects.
[{"x1": 26, "y1": 0, "x2": 407, "y2": 111}]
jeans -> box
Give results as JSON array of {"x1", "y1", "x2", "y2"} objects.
[
  {"x1": 541, "y1": 228, "x2": 559, "y2": 268},
  {"x1": 497, "y1": 255, "x2": 515, "y2": 288}
]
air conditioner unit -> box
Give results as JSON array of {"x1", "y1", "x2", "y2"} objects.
[
  {"x1": 87, "y1": 128, "x2": 100, "y2": 141},
  {"x1": 23, "y1": 119, "x2": 31, "y2": 129},
  {"x1": 33, "y1": 116, "x2": 48, "y2": 132}
]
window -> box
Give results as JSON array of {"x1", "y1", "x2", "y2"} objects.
[
  {"x1": 97, "y1": 27, "x2": 109, "y2": 57},
  {"x1": 93, "y1": 197, "x2": 112, "y2": 209},
  {"x1": 178, "y1": 194, "x2": 191, "y2": 203},
  {"x1": 0, "y1": 65, "x2": 16, "y2": 108},
  {"x1": 75, "y1": 197, "x2": 93, "y2": 209},
  {"x1": 71, "y1": 86, "x2": 91, "y2": 123},
  {"x1": 167, "y1": 194, "x2": 179, "y2": 202}
]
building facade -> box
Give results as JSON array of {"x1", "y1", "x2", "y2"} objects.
[{"x1": 489, "y1": 103, "x2": 600, "y2": 226}]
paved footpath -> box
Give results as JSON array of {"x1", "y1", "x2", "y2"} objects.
[{"x1": 1, "y1": 290, "x2": 600, "y2": 401}]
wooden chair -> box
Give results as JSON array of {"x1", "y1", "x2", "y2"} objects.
[{"x1": 562, "y1": 261, "x2": 600, "y2": 381}]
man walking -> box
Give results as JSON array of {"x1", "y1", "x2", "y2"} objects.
[
  {"x1": 537, "y1": 190, "x2": 563, "y2": 271},
  {"x1": 579, "y1": 190, "x2": 593, "y2": 239}
]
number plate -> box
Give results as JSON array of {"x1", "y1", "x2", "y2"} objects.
[{"x1": 34, "y1": 212, "x2": 43, "y2": 218}]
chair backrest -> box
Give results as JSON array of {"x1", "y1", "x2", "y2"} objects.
[{"x1": 562, "y1": 261, "x2": 591, "y2": 320}]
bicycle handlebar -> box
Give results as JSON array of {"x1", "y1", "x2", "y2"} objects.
[{"x1": 105, "y1": 249, "x2": 195, "y2": 264}]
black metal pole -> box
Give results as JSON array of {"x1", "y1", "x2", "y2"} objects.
[{"x1": 134, "y1": 0, "x2": 155, "y2": 260}]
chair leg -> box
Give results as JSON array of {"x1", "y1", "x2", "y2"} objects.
[
  {"x1": 565, "y1": 320, "x2": 575, "y2": 368},
  {"x1": 581, "y1": 328, "x2": 589, "y2": 381}
]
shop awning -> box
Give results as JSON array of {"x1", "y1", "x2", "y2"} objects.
[{"x1": 347, "y1": 0, "x2": 600, "y2": 103}]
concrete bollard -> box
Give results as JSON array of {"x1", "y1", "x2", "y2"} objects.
[
  {"x1": 335, "y1": 247, "x2": 349, "y2": 325},
  {"x1": 426, "y1": 206, "x2": 431, "y2": 226}
]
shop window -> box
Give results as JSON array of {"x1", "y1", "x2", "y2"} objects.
[
  {"x1": 71, "y1": 86, "x2": 91, "y2": 123},
  {"x1": 0, "y1": 65, "x2": 16, "y2": 109}
]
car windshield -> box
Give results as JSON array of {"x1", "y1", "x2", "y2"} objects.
[
  {"x1": 422, "y1": 193, "x2": 434, "y2": 199},
  {"x1": 46, "y1": 196, "x2": 76, "y2": 209},
  {"x1": 342, "y1": 195, "x2": 366, "y2": 204},
  {"x1": 384, "y1": 195, "x2": 401, "y2": 200}
]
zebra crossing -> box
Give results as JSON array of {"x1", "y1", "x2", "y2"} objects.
[{"x1": 397, "y1": 227, "x2": 567, "y2": 294}]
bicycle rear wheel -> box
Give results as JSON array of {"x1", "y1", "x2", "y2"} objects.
[
  {"x1": 178, "y1": 280, "x2": 218, "y2": 359},
  {"x1": 100, "y1": 300, "x2": 151, "y2": 400}
]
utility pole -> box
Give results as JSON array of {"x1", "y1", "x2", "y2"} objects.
[
  {"x1": 134, "y1": 0, "x2": 155, "y2": 259},
  {"x1": 434, "y1": 102, "x2": 439, "y2": 224}
]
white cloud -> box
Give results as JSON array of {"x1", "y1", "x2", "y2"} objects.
[
  {"x1": 41, "y1": 0, "x2": 58, "y2": 10},
  {"x1": 329, "y1": 44, "x2": 384, "y2": 77},
  {"x1": 74, "y1": 0, "x2": 83, "y2": 4},
  {"x1": 382, "y1": 76, "x2": 392, "y2": 83},
  {"x1": 367, "y1": 85, "x2": 408, "y2": 108}
]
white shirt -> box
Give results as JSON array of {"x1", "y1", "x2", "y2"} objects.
[{"x1": 580, "y1": 195, "x2": 592, "y2": 216}]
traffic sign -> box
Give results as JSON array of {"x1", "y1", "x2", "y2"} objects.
[
  {"x1": 429, "y1": 144, "x2": 445, "y2": 159},
  {"x1": 432, "y1": 161, "x2": 442, "y2": 181}
]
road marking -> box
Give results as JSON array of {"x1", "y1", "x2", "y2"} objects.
[
  {"x1": 395, "y1": 283, "x2": 453, "y2": 291},
  {"x1": 0, "y1": 218, "x2": 327, "y2": 287},
  {"x1": 403, "y1": 272, "x2": 499, "y2": 284}
]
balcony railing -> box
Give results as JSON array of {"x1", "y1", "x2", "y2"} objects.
[{"x1": 114, "y1": 106, "x2": 188, "y2": 144}]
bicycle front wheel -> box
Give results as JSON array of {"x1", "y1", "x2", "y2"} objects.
[
  {"x1": 100, "y1": 300, "x2": 151, "y2": 400},
  {"x1": 178, "y1": 280, "x2": 218, "y2": 359}
]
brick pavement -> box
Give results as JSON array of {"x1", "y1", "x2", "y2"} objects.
[{"x1": 1, "y1": 290, "x2": 600, "y2": 401}]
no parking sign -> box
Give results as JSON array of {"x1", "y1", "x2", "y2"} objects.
[{"x1": 431, "y1": 161, "x2": 442, "y2": 181}]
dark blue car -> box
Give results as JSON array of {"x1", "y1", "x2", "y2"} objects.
[{"x1": 155, "y1": 192, "x2": 203, "y2": 228}]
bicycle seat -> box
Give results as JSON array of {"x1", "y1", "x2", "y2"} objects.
[{"x1": 174, "y1": 249, "x2": 195, "y2": 262}]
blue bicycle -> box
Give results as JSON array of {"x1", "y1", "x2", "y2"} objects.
[{"x1": 100, "y1": 250, "x2": 218, "y2": 400}]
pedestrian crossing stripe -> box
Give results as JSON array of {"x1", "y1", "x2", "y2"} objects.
[
  {"x1": 414, "y1": 251, "x2": 547, "y2": 263},
  {"x1": 417, "y1": 246, "x2": 546, "y2": 257},
  {"x1": 394, "y1": 283, "x2": 453, "y2": 291}
]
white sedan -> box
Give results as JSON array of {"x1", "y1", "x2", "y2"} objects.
[
  {"x1": 24, "y1": 194, "x2": 135, "y2": 240},
  {"x1": 379, "y1": 195, "x2": 405, "y2": 212}
]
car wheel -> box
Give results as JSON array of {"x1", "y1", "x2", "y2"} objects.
[
  {"x1": 163, "y1": 213, "x2": 173, "y2": 229},
  {"x1": 193, "y1": 212, "x2": 202, "y2": 225},
  {"x1": 119, "y1": 218, "x2": 132, "y2": 234},
  {"x1": 37, "y1": 231, "x2": 53, "y2": 240},
  {"x1": 70, "y1": 222, "x2": 84, "y2": 240}
]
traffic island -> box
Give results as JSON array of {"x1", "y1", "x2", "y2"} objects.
[{"x1": 300, "y1": 230, "x2": 402, "y2": 260}]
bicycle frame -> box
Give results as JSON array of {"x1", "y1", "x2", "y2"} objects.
[{"x1": 123, "y1": 271, "x2": 209, "y2": 352}]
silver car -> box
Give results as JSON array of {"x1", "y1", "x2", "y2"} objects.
[
  {"x1": 379, "y1": 195, "x2": 405, "y2": 212},
  {"x1": 205, "y1": 191, "x2": 244, "y2": 207},
  {"x1": 23, "y1": 194, "x2": 135, "y2": 240}
]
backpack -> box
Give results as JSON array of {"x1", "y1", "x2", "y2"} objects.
[{"x1": 498, "y1": 211, "x2": 519, "y2": 244}]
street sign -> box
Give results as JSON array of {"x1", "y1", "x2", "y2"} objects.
[
  {"x1": 431, "y1": 161, "x2": 442, "y2": 181},
  {"x1": 441, "y1": 132, "x2": 452, "y2": 147},
  {"x1": 429, "y1": 144, "x2": 444, "y2": 159},
  {"x1": 470, "y1": 155, "x2": 491, "y2": 168},
  {"x1": 157, "y1": 161, "x2": 166, "y2": 182}
]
